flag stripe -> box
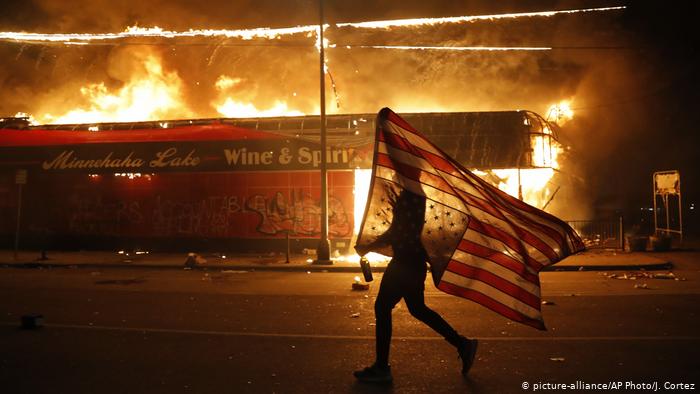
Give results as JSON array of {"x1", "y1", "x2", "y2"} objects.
[
  {"x1": 375, "y1": 165, "x2": 467, "y2": 212},
  {"x1": 462, "y1": 229, "x2": 536, "y2": 275},
  {"x1": 357, "y1": 108, "x2": 584, "y2": 330},
  {"x1": 437, "y1": 279, "x2": 545, "y2": 330},
  {"x1": 467, "y1": 218, "x2": 546, "y2": 271},
  {"x1": 440, "y1": 270, "x2": 541, "y2": 319},
  {"x1": 445, "y1": 260, "x2": 542, "y2": 309},
  {"x1": 380, "y1": 129, "x2": 566, "y2": 258},
  {"x1": 456, "y1": 240, "x2": 540, "y2": 284},
  {"x1": 379, "y1": 140, "x2": 557, "y2": 256},
  {"x1": 378, "y1": 148, "x2": 559, "y2": 265}
]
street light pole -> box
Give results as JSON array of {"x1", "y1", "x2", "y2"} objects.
[{"x1": 315, "y1": 0, "x2": 332, "y2": 264}]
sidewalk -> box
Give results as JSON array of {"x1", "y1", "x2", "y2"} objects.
[{"x1": 0, "y1": 248, "x2": 672, "y2": 272}]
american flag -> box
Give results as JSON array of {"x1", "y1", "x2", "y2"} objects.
[{"x1": 356, "y1": 108, "x2": 585, "y2": 329}]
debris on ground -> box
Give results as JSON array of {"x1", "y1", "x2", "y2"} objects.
[
  {"x1": 184, "y1": 252, "x2": 207, "y2": 268},
  {"x1": 350, "y1": 313, "x2": 360, "y2": 318},
  {"x1": 541, "y1": 300, "x2": 556, "y2": 305},
  {"x1": 634, "y1": 283, "x2": 649, "y2": 289},
  {"x1": 549, "y1": 357, "x2": 566, "y2": 362},
  {"x1": 602, "y1": 271, "x2": 683, "y2": 281},
  {"x1": 352, "y1": 282, "x2": 370, "y2": 291}
]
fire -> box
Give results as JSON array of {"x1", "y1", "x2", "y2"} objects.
[
  {"x1": 213, "y1": 75, "x2": 305, "y2": 118},
  {"x1": 532, "y1": 125, "x2": 560, "y2": 168},
  {"x1": 345, "y1": 45, "x2": 552, "y2": 52},
  {"x1": 546, "y1": 100, "x2": 574, "y2": 125},
  {"x1": 475, "y1": 168, "x2": 556, "y2": 208},
  {"x1": 38, "y1": 51, "x2": 191, "y2": 124},
  {"x1": 337, "y1": 6, "x2": 625, "y2": 29},
  {"x1": 0, "y1": 6, "x2": 626, "y2": 45},
  {"x1": 0, "y1": 25, "x2": 316, "y2": 44}
]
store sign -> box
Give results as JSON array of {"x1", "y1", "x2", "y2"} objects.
[{"x1": 2, "y1": 139, "x2": 362, "y2": 173}]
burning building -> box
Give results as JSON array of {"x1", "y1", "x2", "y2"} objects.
[{"x1": 0, "y1": 109, "x2": 561, "y2": 253}]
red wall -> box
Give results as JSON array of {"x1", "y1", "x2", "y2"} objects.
[{"x1": 0, "y1": 170, "x2": 354, "y2": 250}]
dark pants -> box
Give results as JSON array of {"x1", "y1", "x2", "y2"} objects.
[{"x1": 374, "y1": 261, "x2": 462, "y2": 367}]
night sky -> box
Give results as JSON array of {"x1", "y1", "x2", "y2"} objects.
[{"x1": 1, "y1": 0, "x2": 698, "y2": 233}]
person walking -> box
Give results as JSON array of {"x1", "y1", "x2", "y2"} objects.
[{"x1": 354, "y1": 190, "x2": 478, "y2": 384}]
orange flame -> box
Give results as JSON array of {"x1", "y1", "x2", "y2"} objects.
[{"x1": 37, "y1": 51, "x2": 191, "y2": 124}]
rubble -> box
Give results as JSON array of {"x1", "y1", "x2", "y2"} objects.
[{"x1": 602, "y1": 271, "x2": 683, "y2": 281}]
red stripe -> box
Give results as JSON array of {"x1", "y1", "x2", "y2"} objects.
[
  {"x1": 387, "y1": 118, "x2": 573, "y2": 253},
  {"x1": 482, "y1": 187, "x2": 568, "y2": 248},
  {"x1": 0, "y1": 123, "x2": 278, "y2": 147},
  {"x1": 382, "y1": 109, "x2": 420, "y2": 134},
  {"x1": 457, "y1": 239, "x2": 540, "y2": 284},
  {"x1": 378, "y1": 134, "x2": 509, "y2": 221},
  {"x1": 382, "y1": 135, "x2": 561, "y2": 262},
  {"x1": 379, "y1": 131, "x2": 460, "y2": 176},
  {"x1": 376, "y1": 154, "x2": 457, "y2": 198},
  {"x1": 454, "y1": 188, "x2": 509, "y2": 221},
  {"x1": 381, "y1": 128, "x2": 560, "y2": 252},
  {"x1": 467, "y1": 219, "x2": 544, "y2": 271},
  {"x1": 437, "y1": 281, "x2": 545, "y2": 330},
  {"x1": 445, "y1": 260, "x2": 541, "y2": 309}
]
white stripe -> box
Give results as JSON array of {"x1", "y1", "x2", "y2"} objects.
[
  {"x1": 485, "y1": 189, "x2": 566, "y2": 255},
  {"x1": 460, "y1": 230, "x2": 536, "y2": 276},
  {"x1": 375, "y1": 166, "x2": 466, "y2": 212},
  {"x1": 376, "y1": 160, "x2": 553, "y2": 265},
  {"x1": 377, "y1": 141, "x2": 442, "y2": 177},
  {"x1": 451, "y1": 250, "x2": 541, "y2": 296},
  {"x1": 379, "y1": 126, "x2": 561, "y2": 263},
  {"x1": 440, "y1": 270, "x2": 542, "y2": 320},
  {"x1": 384, "y1": 120, "x2": 571, "y2": 254},
  {"x1": 382, "y1": 121, "x2": 443, "y2": 157}
]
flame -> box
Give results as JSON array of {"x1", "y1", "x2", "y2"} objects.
[
  {"x1": 0, "y1": 25, "x2": 316, "y2": 44},
  {"x1": 345, "y1": 45, "x2": 552, "y2": 51},
  {"x1": 475, "y1": 168, "x2": 556, "y2": 208},
  {"x1": 532, "y1": 125, "x2": 560, "y2": 168},
  {"x1": 38, "y1": 51, "x2": 191, "y2": 124},
  {"x1": 213, "y1": 75, "x2": 304, "y2": 118},
  {"x1": 546, "y1": 100, "x2": 574, "y2": 125},
  {"x1": 337, "y1": 6, "x2": 625, "y2": 29},
  {"x1": 0, "y1": 6, "x2": 625, "y2": 45}
]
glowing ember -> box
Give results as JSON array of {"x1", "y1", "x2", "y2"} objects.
[{"x1": 546, "y1": 100, "x2": 574, "y2": 125}]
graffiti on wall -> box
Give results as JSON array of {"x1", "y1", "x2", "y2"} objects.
[
  {"x1": 63, "y1": 191, "x2": 350, "y2": 238},
  {"x1": 151, "y1": 195, "x2": 243, "y2": 237},
  {"x1": 245, "y1": 191, "x2": 351, "y2": 237},
  {"x1": 68, "y1": 195, "x2": 144, "y2": 235}
]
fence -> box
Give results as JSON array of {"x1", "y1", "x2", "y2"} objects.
[{"x1": 567, "y1": 217, "x2": 624, "y2": 249}]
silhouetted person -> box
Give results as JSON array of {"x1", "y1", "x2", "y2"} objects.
[{"x1": 354, "y1": 190, "x2": 478, "y2": 384}]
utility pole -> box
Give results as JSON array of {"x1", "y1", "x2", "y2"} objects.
[{"x1": 314, "y1": 0, "x2": 332, "y2": 264}]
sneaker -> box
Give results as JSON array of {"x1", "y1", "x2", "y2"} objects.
[
  {"x1": 458, "y1": 336, "x2": 478, "y2": 375},
  {"x1": 353, "y1": 364, "x2": 393, "y2": 384}
]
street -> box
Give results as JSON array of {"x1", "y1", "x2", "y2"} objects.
[{"x1": 1, "y1": 252, "x2": 699, "y2": 393}]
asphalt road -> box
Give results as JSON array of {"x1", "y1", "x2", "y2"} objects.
[{"x1": 1, "y1": 253, "x2": 699, "y2": 393}]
